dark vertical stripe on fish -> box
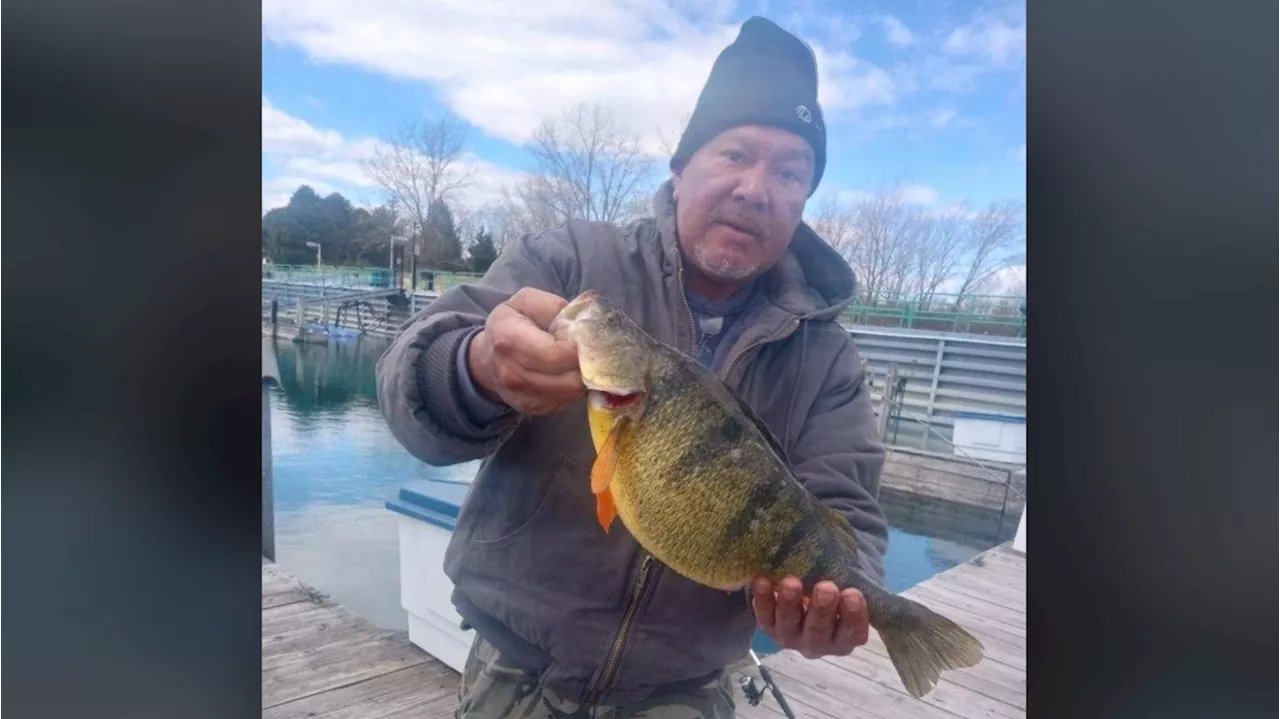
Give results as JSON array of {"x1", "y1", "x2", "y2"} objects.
[
  {"x1": 766, "y1": 515, "x2": 812, "y2": 574},
  {"x1": 721, "y1": 477, "x2": 782, "y2": 547}
]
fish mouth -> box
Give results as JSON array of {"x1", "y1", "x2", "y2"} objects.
[
  {"x1": 587, "y1": 388, "x2": 645, "y2": 411},
  {"x1": 550, "y1": 290, "x2": 604, "y2": 339}
]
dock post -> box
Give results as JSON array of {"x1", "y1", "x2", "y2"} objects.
[
  {"x1": 1011, "y1": 469, "x2": 1027, "y2": 553},
  {"x1": 271, "y1": 299, "x2": 279, "y2": 338},
  {"x1": 262, "y1": 339, "x2": 281, "y2": 562},
  {"x1": 876, "y1": 364, "x2": 899, "y2": 441}
]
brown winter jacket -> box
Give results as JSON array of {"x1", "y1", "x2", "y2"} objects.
[{"x1": 375, "y1": 180, "x2": 888, "y2": 705}]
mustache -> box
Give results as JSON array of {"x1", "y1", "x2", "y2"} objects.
[{"x1": 707, "y1": 209, "x2": 767, "y2": 239}]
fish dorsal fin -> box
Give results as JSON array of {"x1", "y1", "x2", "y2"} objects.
[
  {"x1": 728, "y1": 387, "x2": 790, "y2": 464},
  {"x1": 693, "y1": 357, "x2": 789, "y2": 464}
]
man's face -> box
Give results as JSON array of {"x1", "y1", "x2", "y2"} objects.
[{"x1": 671, "y1": 125, "x2": 814, "y2": 283}]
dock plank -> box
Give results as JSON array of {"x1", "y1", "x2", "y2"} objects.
[
  {"x1": 754, "y1": 542, "x2": 1026, "y2": 719},
  {"x1": 264, "y1": 541, "x2": 1024, "y2": 719},
  {"x1": 263, "y1": 663, "x2": 457, "y2": 719},
  {"x1": 262, "y1": 561, "x2": 458, "y2": 714}
]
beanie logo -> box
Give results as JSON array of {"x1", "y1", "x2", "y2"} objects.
[{"x1": 795, "y1": 105, "x2": 814, "y2": 124}]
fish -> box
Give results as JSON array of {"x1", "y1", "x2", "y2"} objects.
[{"x1": 549, "y1": 289, "x2": 984, "y2": 699}]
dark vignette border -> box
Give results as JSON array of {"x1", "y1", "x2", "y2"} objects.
[
  {"x1": 1, "y1": 1, "x2": 1276, "y2": 717},
  {"x1": 1027, "y1": 1, "x2": 1276, "y2": 717},
  {"x1": 4, "y1": 0, "x2": 263, "y2": 716}
]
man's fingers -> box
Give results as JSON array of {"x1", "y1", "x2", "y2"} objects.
[
  {"x1": 489, "y1": 306, "x2": 580, "y2": 376},
  {"x1": 499, "y1": 368, "x2": 585, "y2": 413},
  {"x1": 506, "y1": 287, "x2": 569, "y2": 329},
  {"x1": 800, "y1": 582, "x2": 839, "y2": 653},
  {"x1": 832, "y1": 589, "x2": 869, "y2": 649},
  {"x1": 752, "y1": 579, "x2": 777, "y2": 634},
  {"x1": 772, "y1": 577, "x2": 805, "y2": 647}
]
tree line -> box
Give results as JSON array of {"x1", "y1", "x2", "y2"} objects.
[
  {"x1": 262, "y1": 185, "x2": 498, "y2": 273},
  {"x1": 262, "y1": 103, "x2": 1025, "y2": 305}
]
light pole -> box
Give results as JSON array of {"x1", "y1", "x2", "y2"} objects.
[
  {"x1": 306, "y1": 241, "x2": 322, "y2": 269},
  {"x1": 389, "y1": 233, "x2": 408, "y2": 289}
]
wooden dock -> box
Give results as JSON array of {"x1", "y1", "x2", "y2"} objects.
[
  {"x1": 263, "y1": 543, "x2": 1025, "y2": 718},
  {"x1": 262, "y1": 559, "x2": 457, "y2": 718},
  {"x1": 737, "y1": 542, "x2": 1026, "y2": 719},
  {"x1": 881, "y1": 447, "x2": 1026, "y2": 516}
]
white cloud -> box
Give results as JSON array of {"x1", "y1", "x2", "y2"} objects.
[
  {"x1": 262, "y1": 96, "x2": 345, "y2": 155},
  {"x1": 261, "y1": 2, "x2": 899, "y2": 149},
  {"x1": 900, "y1": 183, "x2": 940, "y2": 205},
  {"x1": 835, "y1": 189, "x2": 870, "y2": 204},
  {"x1": 926, "y1": 202, "x2": 983, "y2": 221},
  {"x1": 928, "y1": 108, "x2": 959, "y2": 128},
  {"x1": 825, "y1": 183, "x2": 939, "y2": 206},
  {"x1": 989, "y1": 263, "x2": 1026, "y2": 293},
  {"x1": 878, "y1": 15, "x2": 914, "y2": 47},
  {"x1": 262, "y1": 97, "x2": 532, "y2": 213},
  {"x1": 943, "y1": 4, "x2": 1026, "y2": 66}
]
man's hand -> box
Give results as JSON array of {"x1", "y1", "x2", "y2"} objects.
[
  {"x1": 468, "y1": 287, "x2": 585, "y2": 415},
  {"x1": 752, "y1": 577, "x2": 869, "y2": 660}
]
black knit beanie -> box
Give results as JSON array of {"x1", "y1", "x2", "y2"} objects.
[{"x1": 670, "y1": 16, "x2": 827, "y2": 195}]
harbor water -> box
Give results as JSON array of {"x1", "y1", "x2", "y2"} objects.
[{"x1": 267, "y1": 334, "x2": 1014, "y2": 638}]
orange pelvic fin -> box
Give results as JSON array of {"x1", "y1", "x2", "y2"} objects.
[{"x1": 596, "y1": 488, "x2": 617, "y2": 533}]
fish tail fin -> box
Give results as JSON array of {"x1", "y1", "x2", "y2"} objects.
[
  {"x1": 816, "y1": 503, "x2": 983, "y2": 697},
  {"x1": 858, "y1": 581, "x2": 985, "y2": 698}
]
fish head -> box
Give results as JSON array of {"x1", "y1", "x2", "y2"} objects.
[{"x1": 551, "y1": 290, "x2": 652, "y2": 407}]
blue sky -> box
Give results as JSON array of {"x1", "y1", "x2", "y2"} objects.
[{"x1": 261, "y1": 0, "x2": 1025, "y2": 219}]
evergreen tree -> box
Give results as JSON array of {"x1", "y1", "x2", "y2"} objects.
[
  {"x1": 468, "y1": 225, "x2": 499, "y2": 273},
  {"x1": 424, "y1": 198, "x2": 464, "y2": 271}
]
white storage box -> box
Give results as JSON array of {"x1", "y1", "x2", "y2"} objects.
[
  {"x1": 385, "y1": 479, "x2": 475, "y2": 673},
  {"x1": 951, "y1": 412, "x2": 1026, "y2": 464}
]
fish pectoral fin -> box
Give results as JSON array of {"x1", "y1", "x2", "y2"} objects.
[
  {"x1": 596, "y1": 488, "x2": 617, "y2": 532},
  {"x1": 591, "y1": 422, "x2": 621, "y2": 495},
  {"x1": 591, "y1": 423, "x2": 622, "y2": 533}
]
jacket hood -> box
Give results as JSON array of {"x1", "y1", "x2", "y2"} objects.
[{"x1": 652, "y1": 180, "x2": 857, "y2": 323}]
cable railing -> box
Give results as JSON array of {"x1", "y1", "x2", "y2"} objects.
[{"x1": 262, "y1": 264, "x2": 1027, "y2": 337}]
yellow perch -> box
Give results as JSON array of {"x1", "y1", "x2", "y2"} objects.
[{"x1": 550, "y1": 290, "x2": 984, "y2": 699}]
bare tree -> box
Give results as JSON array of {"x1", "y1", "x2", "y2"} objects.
[
  {"x1": 847, "y1": 184, "x2": 920, "y2": 303},
  {"x1": 499, "y1": 180, "x2": 565, "y2": 238},
  {"x1": 654, "y1": 111, "x2": 692, "y2": 158},
  {"x1": 360, "y1": 114, "x2": 474, "y2": 262},
  {"x1": 910, "y1": 205, "x2": 969, "y2": 305},
  {"x1": 807, "y1": 193, "x2": 861, "y2": 263},
  {"x1": 952, "y1": 200, "x2": 1026, "y2": 306},
  {"x1": 518, "y1": 103, "x2": 654, "y2": 225}
]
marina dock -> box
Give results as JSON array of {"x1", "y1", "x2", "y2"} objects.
[
  {"x1": 261, "y1": 559, "x2": 457, "y2": 718},
  {"x1": 262, "y1": 542, "x2": 1024, "y2": 718},
  {"x1": 736, "y1": 542, "x2": 1026, "y2": 719}
]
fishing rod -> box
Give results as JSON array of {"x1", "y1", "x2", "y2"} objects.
[{"x1": 740, "y1": 650, "x2": 798, "y2": 719}]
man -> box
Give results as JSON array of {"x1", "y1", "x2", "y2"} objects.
[{"x1": 377, "y1": 16, "x2": 888, "y2": 718}]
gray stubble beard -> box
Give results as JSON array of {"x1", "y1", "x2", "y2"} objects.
[{"x1": 688, "y1": 241, "x2": 761, "y2": 282}]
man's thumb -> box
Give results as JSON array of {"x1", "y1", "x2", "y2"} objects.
[{"x1": 507, "y1": 288, "x2": 568, "y2": 330}]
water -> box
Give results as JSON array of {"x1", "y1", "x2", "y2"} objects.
[{"x1": 267, "y1": 334, "x2": 1012, "y2": 636}]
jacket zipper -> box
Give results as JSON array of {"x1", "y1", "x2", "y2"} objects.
[
  {"x1": 583, "y1": 257, "x2": 689, "y2": 707},
  {"x1": 675, "y1": 262, "x2": 698, "y2": 355},
  {"x1": 585, "y1": 554, "x2": 657, "y2": 705},
  {"x1": 720, "y1": 317, "x2": 801, "y2": 381},
  {"x1": 582, "y1": 261, "x2": 790, "y2": 705}
]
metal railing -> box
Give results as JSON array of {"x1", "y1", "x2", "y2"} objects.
[
  {"x1": 263, "y1": 264, "x2": 1026, "y2": 337},
  {"x1": 856, "y1": 327, "x2": 1025, "y2": 453},
  {"x1": 848, "y1": 292, "x2": 1025, "y2": 337}
]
